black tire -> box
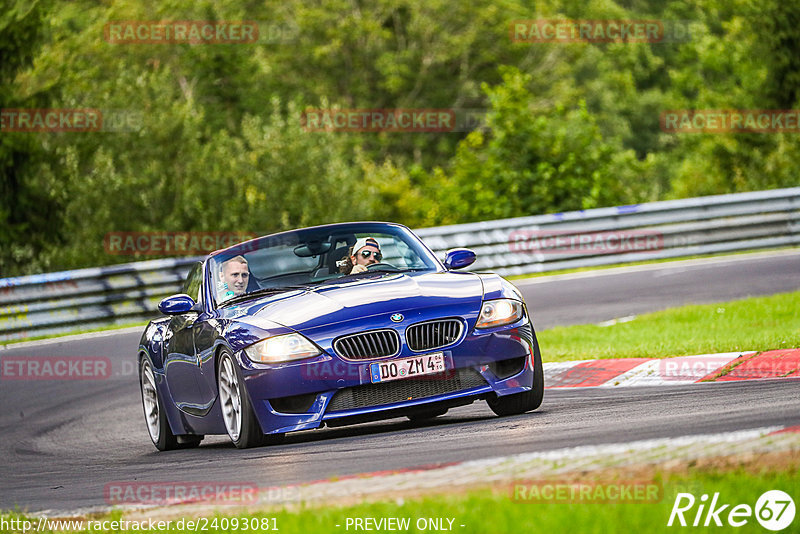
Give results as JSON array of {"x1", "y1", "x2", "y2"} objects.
[
  {"x1": 140, "y1": 357, "x2": 204, "y2": 451},
  {"x1": 407, "y1": 408, "x2": 448, "y2": 422},
  {"x1": 217, "y1": 349, "x2": 283, "y2": 449},
  {"x1": 140, "y1": 357, "x2": 179, "y2": 451},
  {"x1": 487, "y1": 338, "x2": 545, "y2": 417},
  {"x1": 176, "y1": 435, "x2": 204, "y2": 448}
]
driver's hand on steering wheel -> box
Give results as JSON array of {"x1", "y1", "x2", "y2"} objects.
[{"x1": 350, "y1": 264, "x2": 368, "y2": 274}]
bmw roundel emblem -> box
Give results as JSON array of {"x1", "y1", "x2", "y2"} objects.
[{"x1": 390, "y1": 313, "x2": 404, "y2": 322}]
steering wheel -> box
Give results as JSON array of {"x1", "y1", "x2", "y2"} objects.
[{"x1": 366, "y1": 262, "x2": 400, "y2": 272}]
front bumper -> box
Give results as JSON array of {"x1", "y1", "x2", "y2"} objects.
[{"x1": 239, "y1": 321, "x2": 538, "y2": 435}]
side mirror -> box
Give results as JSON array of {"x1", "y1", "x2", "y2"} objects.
[
  {"x1": 443, "y1": 248, "x2": 476, "y2": 270},
  {"x1": 158, "y1": 294, "x2": 196, "y2": 315}
]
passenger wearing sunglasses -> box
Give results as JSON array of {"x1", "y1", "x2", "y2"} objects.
[{"x1": 340, "y1": 236, "x2": 383, "y2": 274}]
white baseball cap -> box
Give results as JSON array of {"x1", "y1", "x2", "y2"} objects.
[{"x1": 352, "y1": 236, "x2": 381, "y2": 254}]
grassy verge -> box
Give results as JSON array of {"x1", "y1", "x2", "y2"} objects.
[
  {"x1": 538, "y1": 290, "x2": 800, "y2": 362},
  {"x1": 3, "y1": 464, "x2": 797, "y2": 533}
]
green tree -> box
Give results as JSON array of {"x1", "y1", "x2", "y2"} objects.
[
  {"x1": 427, "y1": 67, "x2": 645, "y2": 223},
  {"x1": 0, "y1": 0, "x2": 60, "y2": 276},
  {"x1": 666, "y1": 0, "x2": 800, "y2": 197},
  {"x1": 4, "y1": 0, "x2": 800, "y2": 275}
]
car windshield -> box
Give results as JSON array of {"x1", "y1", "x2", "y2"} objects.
[{"x1": 208, "y1": 224, "x2": 441, "y2": 306}]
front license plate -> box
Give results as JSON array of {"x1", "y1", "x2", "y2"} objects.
[{"x1": 370, "y1": 353, "x2": 446, "y2": 383}]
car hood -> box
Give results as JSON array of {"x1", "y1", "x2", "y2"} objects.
[{"x1": 229, "y1": 271, "x2": 484, "y2": 332}]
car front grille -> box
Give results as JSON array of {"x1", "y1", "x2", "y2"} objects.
[
  {"x1": 326, "y1": 367, "x2": 487, "y2": 412},
  {"x1": 333, "y1": 329, "x2": 399, "y2": 361},
  {"x1": 405, "y1": 318, "x2": 463, "y2": 352}
]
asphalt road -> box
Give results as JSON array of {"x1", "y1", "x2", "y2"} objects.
[{"x1": 1, "y1": 250, "x2": 798, "y2": 513}]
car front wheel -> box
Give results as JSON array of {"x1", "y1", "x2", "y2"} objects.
[
  {"x1": 140, "y1": 357, "x2": 179, "y2": 451},
  {"x1": 487, "y1": 342, "x2": 545, "y2": 417},
  {"x1": 217, "y1": 349, "x2": 283, "y2": 448}
]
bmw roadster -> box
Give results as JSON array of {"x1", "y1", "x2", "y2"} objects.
[{"x1": 138, "y1": 222, "x2": 544, "y2": 450}]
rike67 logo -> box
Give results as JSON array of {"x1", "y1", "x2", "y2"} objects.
[{"x1": 668, "y1": 490, "x2": 795, "y2": 531}]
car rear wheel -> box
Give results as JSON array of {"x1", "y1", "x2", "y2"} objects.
[
  {"x1": 218, "y1": 349, "x2": 283, "y2": 449},
  {"x1": 140, "y1": 357, "x2": 180, "y2": 451},
  {"x1": 487, "y1": 342, "x2": 544, "y2": 417}
]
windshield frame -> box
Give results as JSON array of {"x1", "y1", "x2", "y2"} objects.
[{"x1": 206, "y1": 222, "x2": 444, "y2": 309}]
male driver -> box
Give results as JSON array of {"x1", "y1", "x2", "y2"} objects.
[
  {"x1": 341, "y1": 237, "x2": 382, "y2": 274},
  {"x1": 219, "y1": 255, "x2": 250, "y2": 297}
]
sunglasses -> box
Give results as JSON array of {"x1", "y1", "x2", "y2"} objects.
[{"x1": 359, "y1": 250, "x2": 382, "y2": 261}]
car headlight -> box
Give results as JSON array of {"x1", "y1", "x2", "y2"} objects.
[
  {"x1": 244, "y1": 333, "x2": 321, "y2": 363},
  {"x1": 475, "y1": 299, "x2": 524, "y2": 329}
]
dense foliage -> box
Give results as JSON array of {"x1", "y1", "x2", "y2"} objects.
[{"x1": 1, "y1": 0, "x2": 798, "y2": 275}]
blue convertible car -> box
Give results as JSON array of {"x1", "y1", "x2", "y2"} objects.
[{"x1": 138, "y1": 222, "x2": 543, "y2": 450}]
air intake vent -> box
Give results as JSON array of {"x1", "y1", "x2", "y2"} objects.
[
  {"x1": 333, "y1": 329, "x2": 399, "y2": 361},
  {"x1": 406, "y1": 319, "x2": 463, "y2": 352},
  {"x1": 326, "y1": 367, "x2": 487, "y2": 412}
]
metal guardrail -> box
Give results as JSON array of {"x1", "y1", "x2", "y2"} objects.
[
  {"x1": 0, "y1": 258, "x2": 198, "y2": 342},
  {"x1": 416, "y1": 187, "x2": 800, "y2": 275},
  {"x1": 1, "y1": 188, "x2": 799, "y2": 342}
]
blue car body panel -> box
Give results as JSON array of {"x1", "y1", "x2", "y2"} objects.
[{"x1": 138, "y1": 222, "x2": 540, "y2": 439}]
